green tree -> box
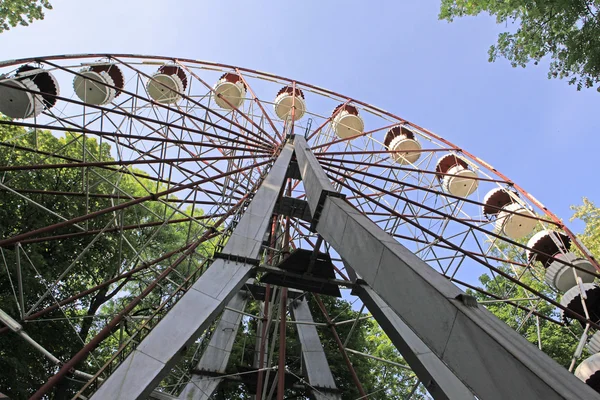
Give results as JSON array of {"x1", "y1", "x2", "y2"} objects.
[
  {"x1": 0, "y1": 0, "x2": 52, "y2": 32},
  {"x1": 206, "y1": 294, "x2": 421, "y2": 400},
  {"x1": 470, "y1": 268, "x2": 581, "y2": 368},
  {"x1": 439, "y1": 0, "x2": 600, "y2": 91},
  {"x1": 571, "y1": 198, "x2": 600, "y2": 257},
  {"x1": 0, "y1": 122, "x2": 212, "y2": 399}
]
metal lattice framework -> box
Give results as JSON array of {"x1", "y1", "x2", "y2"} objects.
[{"x1": 0, "y1": 54, "x2": 599, "y2": 400}]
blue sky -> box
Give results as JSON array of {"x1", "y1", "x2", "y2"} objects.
[{"x1": 1, "y1": 0, "x2": 598, "y2": 233}]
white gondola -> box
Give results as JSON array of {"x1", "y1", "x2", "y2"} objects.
[
  {"x1": 331, "y1": 104, "x2": 364, "y2": 139},
  {"x1": 0, "y1": 65, "x2": 59, "y2": 119},
  {"x1": 482, "y1": 188, "x2": 537, "y2": 239},
  {"x1": 384, "y1": 125, "x2": 421, "y2": 165},
  {"x1": 147, "y1": 65, "x2": 187, "y2": 104},
  {"x1": 213, "y1": 73, "x2": 246, "y2": 110},
  {"x1": 435, "y1": 154, "x2": 478, "y2": 197},
  {"x1": 576, "y1": 353, "x2": 600, "y2": 392},
  {"x1": 526, "y1": 229, "x2": 571, "y2": 268},
  {"x1": 560, "y1": 283, "x2": 600, "y2": 325},
  {"x1": 73, "y1": 64, "x2": 124, "y2": 106},
  {"x1": 274, "y1": 86, "x2": 306, "y2": 121},
  {"x1": 587, "y1": 332, "x2": 600, "y2": 354},
  {"x1": 545, "y1": 253, "x2": 596, "y2": 292}
]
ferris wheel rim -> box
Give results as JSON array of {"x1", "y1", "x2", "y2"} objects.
[{"x1": 0, "y1": 53, "x2": 598, "y2": 399}]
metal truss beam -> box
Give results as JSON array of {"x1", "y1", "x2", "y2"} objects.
[
  {"x1": 89, "y1": 142, "x2": 294, "y2": 400},
  {"x1": 346, "y1": 267, "x2": 474, "y2": 400},
  {"x1": 293, "y1": 134, "x2": 599, "y2": 400},
  {"x1": 290, "y1": 298, "x2": 342, "y2": 400},
  {"x1": 178, "y1": 291, "x2": 249, "y2": 399}
]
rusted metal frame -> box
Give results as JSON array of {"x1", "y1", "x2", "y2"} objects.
[
  {"x1": 277, "y1": 288, "x2": 288, "y2": 400},
  {"x1": 0, "y1": 153, "x2": 267, "y2": 173},
  {"x1": 0, "y1": 182, "x2": 87, "y2": 233},
  {"x1": 441, "y1": 228, "x2": 473, "y2": 277},
  {"x1": 16, "y1": 215, "x2": 221, "y2": 246},
  {"x1": 328, "y1": 175, "x2": 600, "y2": 331},
  {"x1": 0, "y1": 86, "x2": 270, "y2": 158},
  {"x1": 316, "y1": 156, "x2": 517, "y2": 185},
  {"x1": 8, "y1": 54, "x2": 590, "y2": 264},
  {"x1": 276, "y1": 180, "x2": 293, "y2": 400},
  {"x1": 310, "y1": 122, "x2": 398, "y2": 152},
  {"x1": 294, "y1": 233, "x2": 354, "y2": 280},
  {"x1": 30, "y1": 190, "x2": 248, "y2": 399},
  {"x1": 156, "y1": 100, "x2": 255, "y2": 205},
  {"x1": 368, "y1": 212, "x2": 488, "y2": 224},
  {"x1": 313, "y1": 294, "x2": 367, "y2": 398},
  {"x1": 109, "y1": 57, "x2": 275, "y2": 150},
  {"x1": 46, "y1": 109, "x2": 188, "y2": 222},
  {"x1": 305, "y1": 99, "x2": 351, "y2": 142},
  {"x1": 315, "y1": 148, "x2": 455, "y2": 157},
  {"x1": 0, "y1": 117, "x2": 101, "y2": 185},
  {"x1": 2, "y1": 186, "x2": 229, "y2": 221},
  {"x1": 0, "y1": 158, "x2": 271, "y2": 248},
  {"x1": 449, "y1": 277, "x2": 561, "y2": 326},
  {"x1": 74, "y1": 256, "x2": 212, "y2": 398},
  {"x1": 235, "y1": 68, "x2": 282, "y2": 143},
  {"x1": 1, "y1": 187, "x2": 237, "y2": 206},
  {"x1": 176, "y1": 108, "x2": 261, "y2": 195},
  {"x1": 41, "y1": 59, "x2": 275, "y2": 151},
  {"x1": 147, "y1": 101, "x2": 259, "y2": 199},
  {"x1": 176, "y1": 99, "x2": 268, "y2": 195},
  {"x1": 255, "y1": 283, "x2": 272, "y2": 399},
  {"x1": 0, "y1": 141, "x2": 178, "y2": 187},
  {"x1": 320, "y1": 160, "x2": 554, "y2": 228},
  {"x1": 0, "y1": 236, "x2": 206, "y2": 335},
  {"x1": 44, "y1": 123, "x2": 226, "y2": 239},
  {"x1": 89, "y1": 110, "x2": 252, "y2": 200},
  {"x1": 67, "y1": 109, "x2": 253, "y2": 216},
  {"x1": 258, "y1": 213, "x2": 286, "y2": 399},
  {"x1": 326, "y1": 166, "x2": 600, "y2": 281},
  {"x1": 0, "y1": 119, "x2": 269, "y2": 155},
  {"x1": 176, "y1": 61, "x2": 279, "y2": 146},
  {"x1": 287, "y1": 220, "x2": 351, "y2": 281}
]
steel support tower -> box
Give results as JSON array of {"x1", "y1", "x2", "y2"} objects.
[{"x1": 85, "y1": 135, "x2": 598, "y2": 400}]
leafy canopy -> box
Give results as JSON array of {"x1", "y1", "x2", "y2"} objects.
[
  {"x1": 439, "y1": 0, "x2": 600, "y2": 91},
  {"x1": 0, "y1": 121, "x2": 212, "y2": 399},
  {"x1": 0, "y1": 0, "x2": 52, "y2": 32}
]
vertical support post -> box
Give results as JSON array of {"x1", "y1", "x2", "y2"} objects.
[
  {"x1": 293, "y1": 134, "x2": 600, "y2": 400},
  {"x1": 177, "y1": 291, "x2": 249, "y2": 400},
  {"x1": 15, "y1": 244, "x2": 25, "y2": 319},
  {"x1": 90, "y1": 142, "x2": 295, "y2": 400},
  {"x1": 314, "y1": 295, "x2": 367, "y2": 398},
  {"x1": 255, "y1": 286, "x2": 271, "y2": 399},
  {"x1": 290, "y1": 298, "x2": 342, "y2": 400},
  {"x1": 276, "y1": 288, "x2": 288, "y2": 400}
]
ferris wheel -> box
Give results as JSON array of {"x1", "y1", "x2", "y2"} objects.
[{"x1": 0, "y1": 54, "x2": 599, "y2": 399}]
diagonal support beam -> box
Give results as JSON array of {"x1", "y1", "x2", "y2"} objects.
[
  {"x1": 290, "y1": 298, "x2": 342, "y2": 400},
  {"x1": 177, "y1": 292, "x2": 249, "y2": 400},
  {"x1": 294, "y1": 134, "x2": 600, "y2": 400},
  {"x1": 293, "y1": 135, "x2": 344, "y2": 230},
  {"x1": 90, "y1": 142, "x2": 294, "y2": 400},
  {"x1": 345, "y1": 265, "x2": 474, "y2": 400}
]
